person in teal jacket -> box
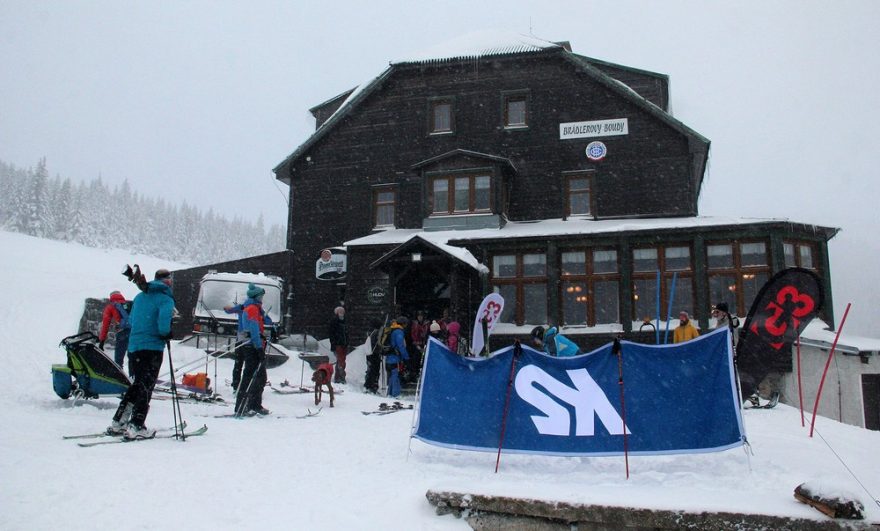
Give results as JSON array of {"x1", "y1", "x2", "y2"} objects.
[
  {"x1": 107, "y1": 269, "x2": 175, "y2": 439},
  {"x1": 530, "y1": 326, "x2": 580, "y2": 357}
]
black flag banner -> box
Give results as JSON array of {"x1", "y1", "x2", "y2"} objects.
[{"x1": 736, "y1": 267, "x2": 824, "y2": 400}]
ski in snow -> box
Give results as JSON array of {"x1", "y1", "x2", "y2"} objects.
[
  {"x1": 77, "y1": 425, "x2": 208, "y2": 447},
  {"x1": 63, "y1": 421, "x2": 187, "y2": 440},
  {"x1": 296, "y1": 407, "x2": 322, "y2": 419},
  {"x1": 361, "y1": 402, "x2": 413, "y2": 416}
]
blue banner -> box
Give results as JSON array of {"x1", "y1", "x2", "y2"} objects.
[{"x1": 413, "y1": 327, "x2": 744, "y2": 456}]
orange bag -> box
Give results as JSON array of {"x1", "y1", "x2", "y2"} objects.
[{"x1": 182, "y1": 372, "x2": 209, "y2": 392}]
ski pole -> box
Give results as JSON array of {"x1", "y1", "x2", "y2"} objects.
[
  {"x1": 612, "y1": 336, "x2": 630, "y2": 479},
  {"x1": 235, "y1": 352, "x2": 266, "y2": 417},
  {"x1": 495, "y1": 341, "x2": 521, "y2": 473},
  {"x1": 165, "y1": 340, "x2": 187, "y2": 441}
]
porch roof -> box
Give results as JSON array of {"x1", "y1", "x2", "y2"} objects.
[{"x1": 367, "y1": 234, "x2": 488, "y2": 274}]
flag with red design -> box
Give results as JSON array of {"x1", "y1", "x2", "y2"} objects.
[{"x1": 736, "y1": 268, "x2": 824, "y2": 399}]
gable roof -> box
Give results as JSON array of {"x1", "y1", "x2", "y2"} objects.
[
  {"x1": 274, "y1": 35, "x2": 709, "y2": 186},
  {"x1": 410, "y1": 149, "x2": 517, "y2": 172}
]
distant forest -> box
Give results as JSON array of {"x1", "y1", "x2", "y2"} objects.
[{"x1": 0, "y1": 158, "x2": 286, "y2": 265}]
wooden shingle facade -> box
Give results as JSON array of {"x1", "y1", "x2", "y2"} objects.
[{"x1": 273, "y1": 36, "x2": 837, "y2": 349}]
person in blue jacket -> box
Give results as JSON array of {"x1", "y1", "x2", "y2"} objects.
[
  {"x1": 530, "y1": 325, "x2": 580, "y2": 357},
  {"x1": 225, "y1": 284, "x2": 274, "y2": 416},
  {"x1": 107, "y1": 269, "x2": 175, "y2": 439},
  {"x1": 224, "y1": 287, "x2": 274, "y2": 394},
  {"x1": 385, "y1": 316, "x2": 410, "y2": 398}
]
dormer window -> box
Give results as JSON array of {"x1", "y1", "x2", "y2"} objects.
[
  {"x1": 430, "y1": 174, "x2": 491, "y2": 215},
  {"x1": 429, "y1": 97, "x2": 454, "y2": 134}
]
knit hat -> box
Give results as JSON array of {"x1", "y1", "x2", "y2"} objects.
[
  {"x1": 154, "y1": 269, "x2": 172, "y2": 280},
  {"x1": 430, "y1": 320, "x2": 441, "y2": 333},
  {"x1": 530, "y1": 326, "x2": 545, "y2": 341},
  {"x1": 247, "y1": 283, "x2": 266, "y2": 299},
  {"x1": 714, "y1": 302, "x2": 729, "y2": 314}
]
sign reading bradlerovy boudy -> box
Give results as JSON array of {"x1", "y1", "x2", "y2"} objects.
[
  {"x1": 315, "y1": 247, "x2": 347, "y2": 280},
  {"x1": 559, "y1": 118, "x2": 628, "y2": 140}
]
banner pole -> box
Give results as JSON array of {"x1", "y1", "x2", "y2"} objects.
[
  {"x1": 613, "y1": 336, "x2": 630, "y2": 479},
  {"x1": 495, "y1": 341, "x2": 521, "y2": 473},
  {"x1": 663, "y1": 272, "x2": 678, "y2": 344},
  {"x1": 796, "y1": 336, "x2": 805, "y2": 427},
  {"x1": 809, "y1": 302, "x2": 851, "y2": 437},
  {"x1": 655, "y1": 270, "x2": 661, "y2": 344}
]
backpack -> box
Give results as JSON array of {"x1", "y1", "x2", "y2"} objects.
[
  {"x1": 377, "y1": 326, "x2": 396, "y2": 355},
  {"x1": 113, "y1": 301, "x2": 133, "y2": 330}
]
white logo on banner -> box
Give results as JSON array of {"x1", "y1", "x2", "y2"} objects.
[{"x1": 514, "y1": 365, "x2": 629, "y2": 436}]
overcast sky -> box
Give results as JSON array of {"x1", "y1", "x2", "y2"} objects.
[{"x1": 2, "y1": 1, "x2": 879, "y2": 333}]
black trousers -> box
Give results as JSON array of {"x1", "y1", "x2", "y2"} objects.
[
  {"x1": 116, "y1": 349, "x2": 163, "y2": 427},
  {"x1": 235, "y1": 343, "x2": 266, "y2": 414},
  {"x1": 364, "y1": 353, "x2": 381, "y2": 392}
]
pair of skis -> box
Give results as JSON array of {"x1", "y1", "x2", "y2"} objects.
[
  {"x1": 745, "y1": 392, "x2": 780, "y2": 410},
  {"x1": 65, "y1": 423, "x2": 208, "y2": 447},
  {"x1": 361, "y1": 402, "x2": 413, "y2": 416}
]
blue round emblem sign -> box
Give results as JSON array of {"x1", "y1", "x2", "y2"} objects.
[{"x1": 586, "y1": 141, "x2": 607, "y2": 161}]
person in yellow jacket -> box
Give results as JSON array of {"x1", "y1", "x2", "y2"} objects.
[{"x1": 673, "y1": 311, "x2": 700, "y2": 343}]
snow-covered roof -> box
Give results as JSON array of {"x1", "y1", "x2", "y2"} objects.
[
  {"x1": 366, "y1": 233, "x2": 488, "y2": 274},
  {"x1": 391, "y1": 30, "x2": 561, "y2": 65},
  {"x1": 200, "y1": 271, "x2": 283, "y2": 287},
  {"x1": 800, "y1": 319, "x2": 880, "y2": 354},
  {"x1": 344, "y1": 215, "x2": 833, "y2": 248}
]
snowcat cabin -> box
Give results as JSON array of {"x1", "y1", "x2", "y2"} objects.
[{"x1": 193, "y1": 272, "x2": 283, "y2": 337}]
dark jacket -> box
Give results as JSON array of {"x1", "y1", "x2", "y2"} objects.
[{"x1": 328, "y1": 316, "x2": 348, "y2": 349}]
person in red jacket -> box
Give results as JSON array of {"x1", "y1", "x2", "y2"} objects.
[{"x1": 98, "y1": 291, "x2": 132, "y2": 374}]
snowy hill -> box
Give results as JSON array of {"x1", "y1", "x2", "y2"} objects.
[{"x1": 1, "y1": 230, "x2": 878, "y2": 529}]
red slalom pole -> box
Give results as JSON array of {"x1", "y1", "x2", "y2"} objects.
[
  {"x1": 495, "y1": 341, "x2": 522, "y2": 473},
  {"x1": 613, "y1": 336, "x2": 630, "y2": 479},
  {"x1": 809, "y1": 303, "x2": 851, "y2": 437},
  {"x1": 796, "y1": 336, "x2": 805, "y2": 427}
]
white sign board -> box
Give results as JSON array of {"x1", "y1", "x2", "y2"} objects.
[
  {"x1": 559, "y1": 118, "x2": 629, "y2": 140},
  {"x1": 315, "y1": 247, "x2": 347, "y2": 280}
]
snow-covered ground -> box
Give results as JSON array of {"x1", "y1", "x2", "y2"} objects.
[{"x1": 1, "y1": 230, "x2": 878, "y2": 530}]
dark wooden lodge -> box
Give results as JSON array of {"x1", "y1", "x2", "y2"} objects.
[{"x1": 259, "y1": 34, "x2": 837, "y2": 350}]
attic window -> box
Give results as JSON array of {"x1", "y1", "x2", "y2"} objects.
[
  {"x1": 429, "y1": 98, "x2": 454, "y2": 134},
  {"x1": 503, "y1": 91, "x2": 529, "y2": 128}
]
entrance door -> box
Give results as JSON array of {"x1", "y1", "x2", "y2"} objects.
[
  {"x1": 395, "y1": 264, "x2": 450, "y2": 321},
  {"x1": 863, "y1": 374, "x2": 880, "y2": 431}
]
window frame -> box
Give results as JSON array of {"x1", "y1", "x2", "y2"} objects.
[
  {"x1": 559, "y1": 247, "x2": 620, "y2": 326},
  {"x1": 490, "y1": 251, "x2": 547, "y2": 326},
  {"x1": 564, "y1": 171, "x2": 595, "y2": 218},
  {"x1": 371, "y1": 184, "x2": 397, "y2": 229},
  {"x1": 706, "y1": 239, "x2": 771, "y2": 316},
  {"x1": 429, "y1": 173, "x2": 493, "y2": 216},
  {"x1": 501, "y1": 90, "x2": 530, "y2": 129},
  {"x1": 630, "y1": 243, "x2": 695, "y2": 322},
  {"x1": 428, "y1": 96, "x2": 455, "y2": 135},
  {"x1": 783, "y1": 240, "x2": 819, "y2": 270}
]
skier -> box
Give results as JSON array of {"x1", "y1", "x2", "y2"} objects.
[
  {"x1": 107, "y1": 269, "x2": 174, "y2": 439},
  {"x1": 226, "y1": 283, "x2": 272, "y2": 416},
  {"x1": 98, "y1": 290, "x2": 132, "y2": 374},
  {"x1": 385, "y1": 316, "x2": 410, "y2": 398},
  {"x1": 530, "y1": 325, "x2": 580, "y2": 357},
  {"x1": 364, "y1": 320, "x2": 383, "y2": 394}
]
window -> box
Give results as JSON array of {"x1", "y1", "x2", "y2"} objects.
[
  {"x1": 503, "y1": 93, "x2": 528, "y2": 128},
  {"x1": 706, "y1": 241, "x2": 771, "y2": 316},
  {"x1": 430, "y1": 174, "x2": 492, "y2": 215},
  {"x1": 561, "y1": 249, "x2": 620, "y2": 326},
  {"x1": 429, "y1": 98, "x2": 453, "y2": 134},
  {"x1": 566, "y1": 173, "x2": 593, "y2": 217},
  {"x1": 372, "y1": 186, "x2": 396, "y2": 228},
  {"x1": 784, "y1": 241, "x2": 818, "y2": 270},
  {"x1": 491, "y1": 252, "x2": 547, "y2": 325},
  {"x1": 631, "y1": 245, "x2": 694, "y2": 322}
]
